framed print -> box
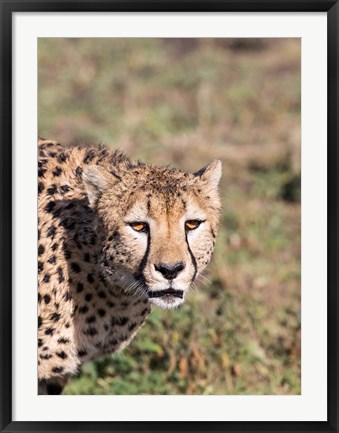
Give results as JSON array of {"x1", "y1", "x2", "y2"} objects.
[{"x1": 1, "y1": 1, "x2": 338, "y2": 432}]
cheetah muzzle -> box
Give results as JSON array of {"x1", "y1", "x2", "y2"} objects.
[{"x1": 37, "y1": 138, "x2": 222, "y2": 393}]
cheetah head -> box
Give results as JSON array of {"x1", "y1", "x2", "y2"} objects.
[{"x1": 82, "y1": 159, "x2": 222, "y2": 309}]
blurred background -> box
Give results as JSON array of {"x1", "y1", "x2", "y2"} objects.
[{"x1": 38, "y1": 38, "x2": 301, "y2": 395}]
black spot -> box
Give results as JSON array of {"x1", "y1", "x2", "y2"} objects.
[
  {"x1": 45, "y1": 327, "x2": 54, "y2": 336},
  {"x1": 64, "y1": 249, "x2": 72, "y2": 259},
  {"x1": 78, "y1": 349, "x2": 87, "y2": 357},
  {"x1": 87, "y1": 273, "x2": 94, "y2": 283},
  {"x1": 38, "y1": 338, "x2": 43, "y2": 347},
  {"x1": 128, "y1": 322, "x2": 137, "y2": 332},
  {"x1": 75, "y1": 166, "x2": 83, "y2": 177},
  {"x1": 38, "y1": 168, "x2": 47, "y2": 177},
  {"x1": 51, "y1": 207, "x2": 62, "y2": 218},
  {"x1": 60, "y1": 185, "x2": 70, "y2": 193},
  {"x1": 58, "y1": 152, "x2": 67, "y2": 163},
  {"x1": 79, "y1": 305, "x2": 89, "y2": 314},
  {"x1": 47, "y1": 226, "x2": 57, "y2": 238},
  {"x1": 98, "y1": 290, "x2": 106, "y2": 299},
  {"x1": 98, "y1": 309, "x2": 106, "y2": 317},
  {"x1": 57, "y1": 267, "x2": 65, "y2": 283},
  {"x1": 73, "y1": 235, "x2": 83, "y2": 250},
  {"x1": 141, "y1": 308, "x2": 149, "y2": 316},
  {"x1": 107, "y1": 301, "x2": 115, "y2": 308},
  {"x1": 57, "y1": 337, "x2": 70, "y2": 344},
  {"x1": 65, "y1": 322, "x2": 70, "y2": 329},
  {"x1": 38, "y1": 293, "x2": 42, "y2": 303},
  {"x1": 50, "y1": 312, "x2": 60, "y2": 322},
  {"x1": 109, "y1": 339, "x2": 118, "y2": 346},
  {"x1": 65, "y1": 202, "x2": 75, "y2": 210},
  {"x1": 85, "y1": 293, "x2": 93, "y2": 302},
  {"x1": 48, "y1": 255, "x2": 56, "y2": 264},
  {"x1": 38, "y1": 316, "x2": 43, "y2": 328},
  {"x1": 51, "y1": 242, "x2": 59, "y2": 251},
  {"x1": 71, "y1": 262, "x2": 81, "y2": 273},
  {"x1": 110, "y1": 316, "x2": 128, "y2": 327},
  {"x1": 83, "y1": 327, "x2": 98, "y2": 336},
  {"x1": 84, "y1": 252, "x2": 91, "y2": 262},
  {"x1": 61, "y1": 219, "x2": 76, "y2": 230},
  {"x1": 47, "y1": 185, "x2": 57, "y2": 196},
  {"x1": 82, "y1": 204, "x2": 92, "y2": 213},
  {"x1": 56, "y1": 351, "x2": 67, "y2": 359},
  {"x1": 47, "y1": 384, "x2": 63, "y2": 395},
  {"x1": 44, "y1": 294, "x2": 51, "y2": 304},
  {"x1": 76, "y1": 282, "x2": 84, "y2": 293},
  {"x1": 40, "y1": 354, "x2": 53, "y2": 360},
  {"x1": 86, "y1": 315, "x2": 96, "y2": 324},
  {"x1": 43, "y1": 274, "x2": 50, "y2": 283},
  {"x1": 99, "y1": 148, "x2": 108, "y2": 157},
  {"x1": 45, "y1": 201, "x2": 56, "y2": 214},
  {"x1": 84, "y1": 149, "x2": 96, "y2": 164},
  {"x1": 53, "y1": 166, "x2": 62, "y2": 177},
  {"x1": 38, "y1": 182, "x2": 45, "y2": 194},
  {"x1": 52, "y1": 366, "x2": 64, "y2": 374},
  {"x1": 99, "y1": 273, "x2": 106, "y2": 283},
  {"x1": 38, "y1": 261, "x2": 44, "y2": 273},
  {"x1": 48, "y1": 151, "x2": 57, "y2": 157},
  {"x1": 38, "y1": 244, "x2": 45, "y2": 256},
  {"x1": 63, "y1": 291, "x2": 73, "y2": 301}
]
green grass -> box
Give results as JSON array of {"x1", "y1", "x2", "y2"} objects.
[{"x1": 39, "y1": 38, "x2": 301, "y2": 395}]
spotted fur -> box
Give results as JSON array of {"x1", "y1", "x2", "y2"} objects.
[{"x1": 37, "y1": 137, "x2": 222, "y2": 394}]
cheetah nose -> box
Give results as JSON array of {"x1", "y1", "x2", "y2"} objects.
[{"x1": 154, "y1": 262, "x2": 185, "y2": 280}]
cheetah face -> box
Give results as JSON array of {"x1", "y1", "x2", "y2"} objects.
[{"x1": 83, "y1": 160, "x2": 222, "y2": 309}]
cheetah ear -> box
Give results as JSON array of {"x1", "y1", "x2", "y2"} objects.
[
  {"x1": 82, "y1": 166, "x2": 119, "y2": 208},
  {"x1": 194, "y1": 160, "x2": 222, "y2": 190}
]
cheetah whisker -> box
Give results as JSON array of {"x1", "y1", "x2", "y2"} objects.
[
  {"x1": 197, "y1": 274, "x2": 212, "y2": 286},
  {"x1": 189, "y1": 281, "x2": 199, "y2": 294}
]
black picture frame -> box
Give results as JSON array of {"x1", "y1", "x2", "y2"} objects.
[{"x1": 1, "y1": 1, "x2": 338, "y2": 432}]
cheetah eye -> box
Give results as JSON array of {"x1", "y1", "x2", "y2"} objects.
[
  {"x1": 185, "y1": 220, "x2": 204, "y2": 231},
  {"x1": 129, "y1": 222, "x2": 148, "y2": 233}
]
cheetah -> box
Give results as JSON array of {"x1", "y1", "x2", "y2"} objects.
[{"x1": 37, "y1": 137, "x2": 222, "y2": 394}]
